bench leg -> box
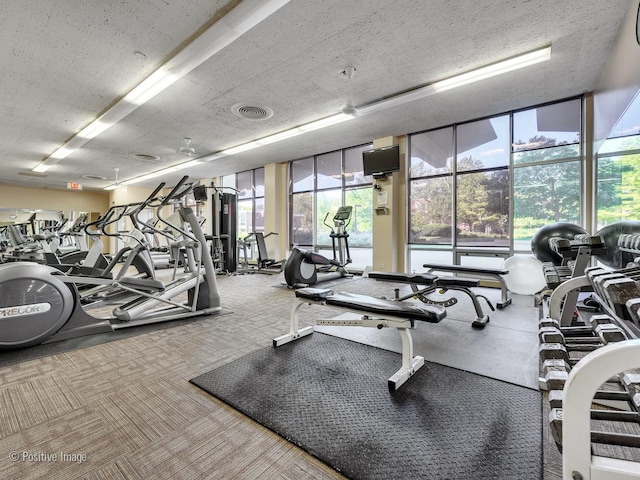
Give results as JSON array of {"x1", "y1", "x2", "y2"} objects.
[
  {"x1": 273, "y1": 301, "x2": 314, "y2": 347},
  {"x1": 414, "y1": 285, "x2": 490, "y2": 329},
  {"x1": 496, "y1": 277, "x2": 512, "y2": 309},
  {"x1": 388, "y1": 327, "x2": 425, "y2": 391},
  {"x1": 448, "y1": 286, "x2": 490, "y2": 329}
]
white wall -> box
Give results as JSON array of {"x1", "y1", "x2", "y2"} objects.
[{"x1": 593, "y1": 0, "x2": 640, "y2": 150}]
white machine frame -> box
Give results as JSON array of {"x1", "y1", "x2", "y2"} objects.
[
  {"x1": 273, "y1": 293, "x2": 444, "y2": 390},
  {"x1": 562, "y1": 339, "x2": 640, "y2": 480}
]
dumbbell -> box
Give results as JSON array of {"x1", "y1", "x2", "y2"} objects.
[
  {"x1": 539, "y1": 318, "x2": 623, "y2": 345},
  {"x1": 548, "y1": 388, "x2": 636, "y2": 410},
  {"x1": 542, "y1": 358, "x2": 640, "y2": 408},
  {"x1": 538, "y1": 326, "x2": 600, "y2": 352},
  {"x1": 601, "y1": 277, "x2": 640, "y2": 318},
  {"x1": 540, "y1": 362, "x2": 620, "y2": 394},
  {"x1": 539, "y1": 314, "x2": 614, "y2": 342},
  {"x1": 539, "y1": 342, "x2": 585, "y2": 366},
  {"x1": 622, "y1": 373, "x2": 640, "y2": 411},
  {"x1": 549, "y1": 408, "x2": 640, "y2": 451}
]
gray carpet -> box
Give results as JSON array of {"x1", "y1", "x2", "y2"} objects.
[
  {"x1": 0, "y1": 309, "x2": 232, "y2": 367},
  {"x1": 191, "y1": 332, "x2": 542, "y2": 480}
]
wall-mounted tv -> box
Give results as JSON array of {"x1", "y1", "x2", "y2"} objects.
[
  {"x1": 193, "y1": 185, "x2": 208, "y2": 201},
  {"x1": 362, "y1": 145, "x2": 400, "y2": 177}
]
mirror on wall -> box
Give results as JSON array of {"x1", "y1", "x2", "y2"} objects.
[
  {"x1": 0, "y1": 208, "x2": 94, "y2": 254},
  {"x1": 0, "y1": 208, "x2": 80, "y2": 233}
]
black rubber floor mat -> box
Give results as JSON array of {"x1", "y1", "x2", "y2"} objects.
[{"x1": 191, "y1": 332, "x2": 542, "y2": 480}]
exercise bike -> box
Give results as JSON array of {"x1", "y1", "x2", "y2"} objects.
[
  {"x1": 0, "y1": 176, "x2": 222, "y2": 350},
  {"x1": 283, "y1": 205, "x2": 352, "y2": 287}
]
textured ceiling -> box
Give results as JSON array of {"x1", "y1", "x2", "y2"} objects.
[{"x1": 0, "y1": 0, "x2": 633, "y2": 191}]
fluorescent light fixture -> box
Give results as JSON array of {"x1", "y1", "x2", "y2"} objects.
[
  {"x1": 50, "y1": 147, "x2": 74, "y2": 159},
  {"x1": 120, "y1": 171, "x2": 164, "y2": 186},
  {"x1": 199, "y1": 152, "x2": 227, "y2": 162},
  {"x1": 77, "y1": 120, "x2": 113, "y2": 139},
  {"x1": 299, "y1": 113, "x2": 354, "y2": 132},
  {"x1": 123, "y1": 70, "x2": 180, "y2": 106},
  {"x1": 104, "y1": 160, "x2": 200, "y2": 189},
  {"x1": 256, "y1": 128, "x2": 304, "y2": 145},
  {"x1": 221, "y1": 141, "x2": 262, "y2": 155},
  {"x1": 122, "y1": 0, "x2": 291, "y2": 107},
  {"x1": 41, "y1": 0, "x2": 291, "y2": 174},
  {"x1": 358, "y1": 45, "x2": 552, "y2": 115},
  {"x1": 32, "y1": 163, "x2": 51, "y2": 173},
  {"x1": 103, "y1": 44, "x2": 550, "y2": 189},
  {"x1": 432, "y1": 46, "x2": 551, "y2": 93},
  {"x1": 165, "y1": 160, "x2": 200, "y2": 172},
  {"x1": 104, "y1": 112, "x2": 354, "y2": 188},
  {"x1": 217, "y1": 114, "x2": 354, "y2": 157}
]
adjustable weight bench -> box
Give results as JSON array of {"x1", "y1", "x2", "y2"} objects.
[
  {"x1": 367, "y1": 271, "x2": 493, "y2": 329},
  {"x1": 423, "y1": 263, "x2": 511, "y2": 309},
  {"x1": 273, "y1": 287, "x2": 446, "y2": 391}
]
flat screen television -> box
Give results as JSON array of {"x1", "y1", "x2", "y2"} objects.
[
  {"x1": 193, "y1": 185, "x2": 208, "y2": 201},
  {"x1": 362, "y1": 145, "x2": 400, "y2": 177}
]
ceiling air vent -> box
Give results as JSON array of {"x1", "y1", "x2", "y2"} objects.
[
  {"x1": 231, "y1": 103, "x2": 274, "y2": 121},
  {"x1": 132, "y1": 153, "x2": 162, "y2": 161},
  {"x1": 82, "y1": 174, "x2": 106, "y2": 180},
  {"x1": 18, "y1": 171, "x2": 48, "y2": 178}
]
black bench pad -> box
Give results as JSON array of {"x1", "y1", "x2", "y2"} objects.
[
  {"x1": 295, "y1": 287, "x2": 334, "y2": 301},
  {"x1": 295, "y1": 288, "x2": 446, "y2": 323},
  {"x1": 423, "y1": 263, "x2": 508, "y2": 275},
  {"x1": 368, "y1": 271, "x2": 478, "y2": 288},
  {"x1": 326, "y1": 292, "x2": 446, "y2": 323},
  {"x1": 368, "y1": 271, "x2": 437, "y2": 285},
  {"x1": 435, "y1": 277, "x2": 480, "y2": 288}
]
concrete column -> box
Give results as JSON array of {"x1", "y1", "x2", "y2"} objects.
[
  {"x1": 371, "y1": 135, "x2": 407, "y2": 272},
  {"x1": 264, "y1": 162, "x2": 289, "y2": 260}
]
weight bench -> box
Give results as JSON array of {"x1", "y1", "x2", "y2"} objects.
[
  {"x1": 423, "y1": 263, "x2": 511, "y2": 309},
  {"x1": 367, "y1": 271, "x2": 492, "y2": 329},
  {"x1": 273, "y1": 287, "x2": 446, "y2": 391}
]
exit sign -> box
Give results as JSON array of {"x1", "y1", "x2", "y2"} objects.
[{"x1": 67, "y1": 182, "x2": 82, "y2": 190}]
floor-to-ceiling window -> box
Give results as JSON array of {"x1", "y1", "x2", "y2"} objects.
[
  {"x1": 408, "y1": 127, "x2": 455, "y2": 268},
  {"x1": 290, "y1": 156, "x2": 314, "y2": 246},
  {"x1": 595, "y1": 92, "x2": 640, "y2": 229},
  {"x1": 512, "y1": 98, "x2": 582, "y2": 249},
  {"x1": 408, "y1": 97, "x2": 583, "y2": 270},
  {"x1": 234, "y1": 167, "x2": 265, "y2": 239},
  {"x1": 221, "y1": 168, "x2": 265, "y2": 263},
  {"x1": 289, "y1": 143, "x2": 373, "y2": 269}
]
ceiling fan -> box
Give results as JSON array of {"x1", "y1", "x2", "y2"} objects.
[
  {"x1": 179, "y1": 137, "x2": 196, "y2": 157},
  {"x1": 340, "y1": 66, "x2": 357, "y2": 116}
]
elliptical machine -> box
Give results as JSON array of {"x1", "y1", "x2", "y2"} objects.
[
  {"x1": 284, "y1": 205, "x2": 352, "y2": 287},
  {"x1": 0, "y1": 176, "x2": 222, "y2": 350}
]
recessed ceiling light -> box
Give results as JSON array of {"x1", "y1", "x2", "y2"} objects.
[{"x1": 82, "y1": 174, "x2": 107, "y2": 180}]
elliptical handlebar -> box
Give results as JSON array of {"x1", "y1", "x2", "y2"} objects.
[
  {"x1": 322, "y1": 212, "x2": 332, "y2": 231},
  {"x1": 128, "y1": 182, "x2": 166, "y2": 219},
  {"x1": 322, "y1": 206, "x2": 353, "y2": 232},
  {"x1": 161, "y1": 175, "x2": 190, "y2": 206},
  {"x1": 155, "y1": 176, "x2": 200, "y2": 243},
  {"x1": 83, "y1": 205, "x2": 121, "y2": 237}
]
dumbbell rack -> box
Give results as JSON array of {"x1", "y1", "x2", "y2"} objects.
[
  {"x1": 543, "y1": 234, "x2": 606, "y2": 325},
  {"x1": 580, "y1": 232, "x2": 640, "y2": 340},
  {"x1": 539, "y1": 235, "x2": 640, "y2": 478},
  {"x1": 538, "y1": 313, "x2": 640, "y2": 479}
]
